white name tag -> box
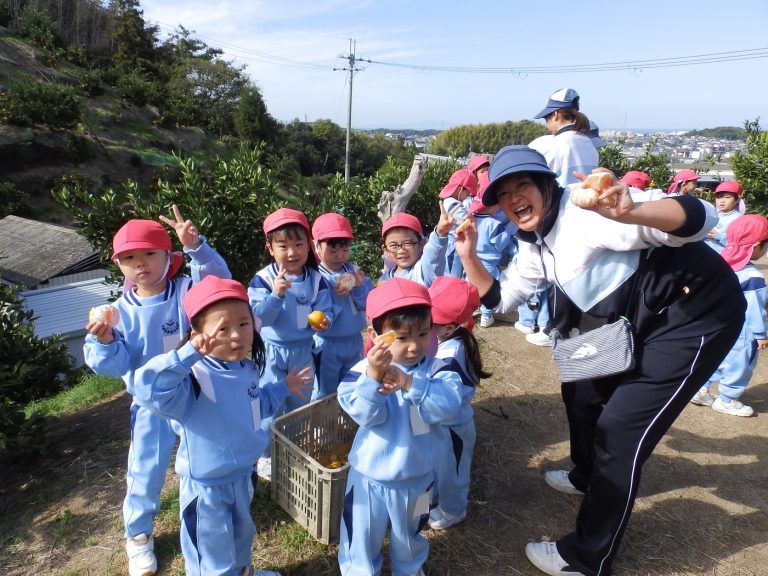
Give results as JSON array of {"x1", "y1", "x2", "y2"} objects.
[{"x1": 409, "y1": 404, "x2": 429, "y2": 436}]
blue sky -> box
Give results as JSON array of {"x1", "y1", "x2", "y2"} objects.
[{"x1": 140, "y1": 0, "x2": 768, "y2": 131}]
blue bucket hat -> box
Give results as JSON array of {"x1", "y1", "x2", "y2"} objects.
[
  {"x1": 483, "y1": 146, "x2": 556, "y2": 206},
  {"x1": 533, "y1": 88, "x2": 580, "y2": 119},
  {"x1": 588, "y1": 120, "x2": 605, "y2": 148}
]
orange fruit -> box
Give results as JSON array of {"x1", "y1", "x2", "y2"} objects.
[
  {"x1": 307, "y1": 310, "x2": 327, "y2": 330},
  {"x1": 89, "y1": 304, "x2": 120, "y2": 326},
  {"x1": 374, "y1": 329, "x2": 397, "y2": 345}
]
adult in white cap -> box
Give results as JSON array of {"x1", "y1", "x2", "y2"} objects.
[
  {"x1": 455, "y1": 145, "x2": 744, "y2": 576},
  {"x1": 527, "y1": 88, "x2": 599, "y2": 347}
]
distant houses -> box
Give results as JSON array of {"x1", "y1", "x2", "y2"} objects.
[{"x1": 0, "y1": 215, "x2": 116, "y2": 366}]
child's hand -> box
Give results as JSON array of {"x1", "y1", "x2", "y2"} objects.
[
  {"x1": 352, "y1": 268, "x2": 366, "y2": 287},
  {"x1": 159, "y1": 204, "x2": 202, "y2": 250},
  {"x1": 757, "y1": 338, "x2": 768, "y2": 351},
  {"x1": 366, "y1": 339, "x2": 392, "y2": 383},
  {"x1": 85, "y1": 320, "x2": 115, "y2": 344},
  {"x1": 707, "y1": 229, "x2": 717, "y2": 238},
  {"x1": 436, "y1": 200, "x2": 461, "y2": 237},
  {"x1": 190, "y1": 317, "x2": 225, "y2": 356},
  {"x1": 273, "y1": 265, "x2": 292, "y2": 297},
  {"x1": 378, "y1": 364, "x2": 412, "y2": 394},
  {"x1": 286, "y1": 365, "x2": 314, "y2": 399}
]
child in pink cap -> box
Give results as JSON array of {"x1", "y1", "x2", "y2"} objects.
[
  {"x1": 439, "y1": 169, "x2": 478, "y2": 277},
  {"x1": 134, "y1": 275, "x2": 311, "y2": 576},
  {"x1": 691, "y1": 214, "x2": 768, "y2": 416},
  {"x1": 427, "y1": 276, "x2": 490, "y2": 530},
  {"x1": 704, "y1": 180, "x2": 745, "y2": 254},
  {"x1": 379, "y1": 210, "x2": 454, "y2": 287},
  {"x1": 84, "y1": 206, "x2": 230, "y2": 576},
  {"x1": 667, "y1": 169, "x2": 699, "y2": 195},
  {"x1": 337, "y1": 278, "x2": 462, "y2": 576},
  {"x1": 311, "y1": 212, "x2": 375, "y2": 399},
  {"x1": 247, "y1": 207, "x2": 333, "y2": 480}
]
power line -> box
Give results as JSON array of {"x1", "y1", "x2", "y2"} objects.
[{"x1": 361, "y1": 47, "x2": 768, "y2": 75}]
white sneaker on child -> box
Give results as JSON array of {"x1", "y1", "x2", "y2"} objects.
[
  {"x1": 712, "y1": 397, "x2": 754, "y2": 417},
  {"x1": 428, "y1": 507, "x2": 467, "y2": 530},
  {"x1": 514, "y1": 321, "x2": 535, "y2": 335},
  {"x1": 126, "y1": 533, "x2": 157, "y2": 576},
  {"x1": 526, "y1": 331, "x2": 552, "y2": 347},
  {"x1": 525, "y1": 541, "x2": 586, "y2": 576},
  {"x1": 690, "y1": 387, "x2": 715, "y2": 406},
  {"x1": 256, "y1": 457, "x2": 272, "y2": 481},
  {"x1": 480, "y1": 314, "x2": 495, "y2": 328}
]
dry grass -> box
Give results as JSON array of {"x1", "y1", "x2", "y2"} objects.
[{"x1": 1, "y1": 319, "x2": 767, "y2": 575}]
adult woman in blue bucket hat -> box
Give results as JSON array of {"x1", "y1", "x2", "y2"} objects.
[{"x1": 455, "y1": 145, "x2": 745, "y2": 576}]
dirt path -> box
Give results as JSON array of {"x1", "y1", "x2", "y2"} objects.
[{"x1": 1, "y1": 319, "x2": 767, "y2": 575}]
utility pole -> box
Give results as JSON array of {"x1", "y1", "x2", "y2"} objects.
[{"x1": 335, "y1": 39, "x2": 363, "y2": 183}]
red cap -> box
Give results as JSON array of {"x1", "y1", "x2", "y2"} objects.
[
  {"x1": 112, "y1": 220, "x2": 172, "y2": 260},
  {"x1": 381, "y1": 212, "x2": 423, "y2": 238},
  {"x1": 619, "y1": 170, "x2": 651, "y2": 191},
  {"x1": 721, "y1": 214, "x2": 768, "y2": 272},
  {"x1": 263, "y1": 208, "x2": 310, "y2": 235},
  {"x1": 439, "y1": 169, "x2": 478, "y2": 199},
  {"x1": 469, "y1": 172, "x2": 493, "y2": 214},
  {"x1": 715, "y1": 180, "x2": 743, "y2": 196},
  {"x1": 312, "y1": 213, "x2": 354, "y2": 240},
  {"x1": 366, "y1": 277, "x2": 431, "y2": 320},
  {"x1": 183, "y1": 275, "x2": 249, "y2": 319},
  {"x1": 467, "y1": 155, "x2": 490, "y2": 173},
  {"x1": 428, "y1": 276, "x2": 480, "y2": 329}
]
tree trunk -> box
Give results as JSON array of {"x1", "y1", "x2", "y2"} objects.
[{"x1": 377, "y1": 153, "x2": 427, "y2": 223}]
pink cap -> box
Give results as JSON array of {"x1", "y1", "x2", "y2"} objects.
[
  {"x1": 439, "y1": 169, "x2": 478, "y2": 199},
  {"x1": 183, "y1": 275, "x2": 249, "y2": 319},
  {"x1": 715, "y1": 180, "x2": 743, "y2": 196},
  {"x1": 619, "y1": 170, "x2": 651, "y2": 191},
  {"x1": 467, "y1": 155, "x2": 490, "y2": 173},
  {"x1": 112, "y1": 220, "x2": 172, "y2": 260},
  {"x1": 721, "y1": 214, "x2": 768, "y2": 271},
  {"x1": 263, "y1": 208, "x2": 310, "y2": 235},
  {"x1": 381, "y1": 212, "x2": 423, "y2": 238},
  {"x1": 428, "y1": 276, "x2": 480, "y2": 330},
  {"x1": 469, "y1": 172, "x2": 492, "y2": 214},
  {"x1": 312, "y1": 213, "x2": 354, "y2": 240},
  {"x1": 366, "y1": 277, "x2": 431, "y2": 320}
]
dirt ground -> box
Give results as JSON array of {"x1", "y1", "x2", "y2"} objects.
[{"x1": 1, "y1": 316, "x2": 767, "y2": 576}]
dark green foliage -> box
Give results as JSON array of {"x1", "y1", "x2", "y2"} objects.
[
  {"x1": 731, "y1": 118, "x2": 768, "y2": 216},
  {"x1": 114, "y1": 70, "x2": 155, "y2": 107},
  {"x1": 686, "y1": 126, "x2": 746, "y2": 140},
  {"x1": 598, "y1": 140, "x2": 631, "y2": 177},
  {"x1": 73, "y1": 68, "x2": 104, "y2": 97},
  {"x1": 12, "y1": 5, "x2": 64, "y2": 53},
  {"x1": 234, "y1": 86, "x2": 280, "y2": 144},
  {"x1": 0, "y1": 283, "x2": 76, "y2": 453},
  {"x1": 0, "y1": 182, "x2": 26, "y2": 217},
  {"x1": 110, "y1": 0, "x2": 159, "y2": 75},
  {"x1": 428, "y1": 120, "x2": 548, "y2": 157},
  {"x1": 0, "y1": 77, "x2": 82, "y2": 128}
]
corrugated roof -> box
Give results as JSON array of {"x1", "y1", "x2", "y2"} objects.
[
  {"x1": 0, "y1": 216, "x2": 99, "y2": 287},
  {"x1": 21, "y1": 278, "x2": 120, "y2": 338}
]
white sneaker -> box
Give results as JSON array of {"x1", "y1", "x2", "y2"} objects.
[
  {"x1": 525, "y1": 541, "x2": 586, "y2": 576},
  {"x1": 428, "y1": 507, "x2": 467, "y2": 530},
  {"x1": 712, "y1": 397, "x2": 754, "y2": 417},
  {"x1": 256, "y1": 457, "x2": 272, "y2": 481},
  {"x1": 690, "y1": 387, "x2": 715, "y2": 406},
  {"x1": 514, "y1": 321, "x2": 535, "y2": 335},
  {"x1": 568, "y1": 327, "x2": 581, "y2": 338},
  {"x1": 480, "y1": 314, "x2": 495, "y2": 328},
  {"x1": 526, "y1": 331, "x2": 552, "y2": 347},
  {"x1": 544, "y1": 470, "x2": 584, "y2": 495},
  {"x1": 126, "y1": 533, "x2": 157, "y2": 576}
]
